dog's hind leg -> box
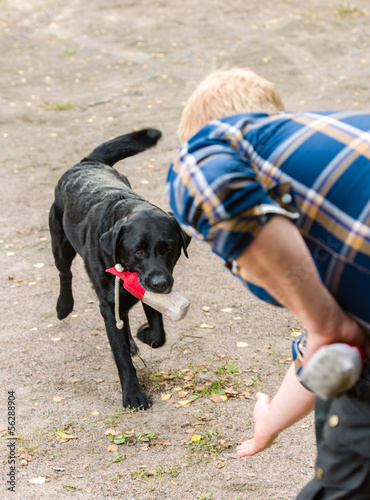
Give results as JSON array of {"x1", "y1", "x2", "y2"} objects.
[{"x1": 49, "y1": 201, "x2": 77, "y2": 320}]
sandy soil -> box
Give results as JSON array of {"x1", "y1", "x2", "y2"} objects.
[{"x1": 1, "y1": 1, "x2": 369, "y2": 499}]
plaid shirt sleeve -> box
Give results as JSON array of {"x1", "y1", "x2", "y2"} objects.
[{"x1": 166, "y1": 124, "x2": 297, "y2": 262}]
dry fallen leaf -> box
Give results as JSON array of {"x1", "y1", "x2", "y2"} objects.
[
  {"x1": 107, "y1": 444, "x2": 118, "y2": 452},
  {"x1": 178, "y1": 399, "x2": 193, "y2": 406},
  {"x1": 161, "y1": 393, "x2": 172, "y2": 401},
  {"x1": 28, "y1": 477, "x2": 46, "y2": 484},
  {"x1": 199, "y1": 323, "x2": 214, "y2": 329},
  {"x1": 156, "y1": 440, "x2": 171, "y2": 446},
  {"x1": 190, "y1": 434, "x2": 203, "y2": 443},
  {"x1": 51, "y1": 337, "x2": 61, "y2": 342},
  {"x1": 53, "y1": 396, "x2": 63, "y2": 403},
  {"x1": 221, "y1": 307, "x2": 233, "y2": 313},
  {"x1": 56, "y1": 431, "x2": 78, "y2": 440},
  {"x1": 237, "y1": 342, "x2": 248, "y2": 348},
  {"x1": 104, "y1": 428, "x2": 119, "y2": 435},
  {"x1": 177, "y1": 391, "x2": 188, "y2": 399},
  {"x1": 90, "y1": 411, "x2": 99, "y2": 415},
  {"x1": 185, "y1": 428, "x2": 196, "y2": 434},
  {"x1": 225, "y1": 387, "x2": 239, "y2": 396},
  {"x1": 209, "y1": 394, "x2": 227, "y2": 403}
]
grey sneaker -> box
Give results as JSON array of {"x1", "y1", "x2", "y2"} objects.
[{"x1": 299, "y1": 343, "x2": 363, "y2": 400}]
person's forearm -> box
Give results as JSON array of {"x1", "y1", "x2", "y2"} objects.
[
  {"x1": 236, "y1": 216, "x2": 364, "y2": 359},
  {"x1": 268, "y1": 363, "x2": 315, "y2": 434},
  {"x1": 237, "y1": 216, "x2": 337, "y2": 332}
]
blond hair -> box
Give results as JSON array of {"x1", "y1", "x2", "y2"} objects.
[{"x1": 178, "y1": 68, "x2": 285, "y2": 142}]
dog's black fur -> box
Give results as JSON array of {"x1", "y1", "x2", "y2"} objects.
[{"x1": 49, "y1": 128, "x2": 190, "y2": 410}]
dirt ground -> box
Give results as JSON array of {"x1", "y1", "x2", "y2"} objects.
[{"x1": 1, "y1": 1, "x2": 369, "y2": 499}]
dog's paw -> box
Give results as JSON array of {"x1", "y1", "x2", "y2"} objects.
[
  {"x1": 56, "y1": 296, "x2": 74, "y2": 320},
  {"x1": 137, "y1": 323, "x2": 165, "y2": 348},
  {"x1": 122, "y1": 386, "x2": 152, "y2": 410}
]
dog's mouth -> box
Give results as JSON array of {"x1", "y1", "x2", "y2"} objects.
[{"x1": 140, "y1": 273, "x2": 174, "y2": 294}]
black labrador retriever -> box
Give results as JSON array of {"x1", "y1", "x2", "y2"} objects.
[{"x1": 49, "y1": 128, "x2": 190, "y2": 410}]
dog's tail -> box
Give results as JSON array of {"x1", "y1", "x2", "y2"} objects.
[{"x1": 81, "y1": 128, "x2": 162, "y2": 167}]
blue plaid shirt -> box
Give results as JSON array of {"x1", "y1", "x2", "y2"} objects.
[{"x1": 166, "y1": 112, "x2": 370, "y2": 333}]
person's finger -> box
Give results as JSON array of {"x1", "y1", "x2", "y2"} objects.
[
  {"x1": 236, "y1": 439, "x2": 256, "y2": 457},
  {"x1": 255, "y1": 392, "x2": 263, "y2": 400},
  {"x1": 254, "y1": 392, "x2": 271, "y2": 405}
]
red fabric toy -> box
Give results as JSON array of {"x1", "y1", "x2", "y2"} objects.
[
  {"x1": 106, "y1": 267, "x2": 145, "y2": 301},
  {"x1": 106, "y1": 266, "x2": 190, "y2": 323}
]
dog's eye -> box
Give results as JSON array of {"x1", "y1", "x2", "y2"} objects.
[
  {"x1": 167, "y1": 245, "x2": 172, "y2": 251},
  {"x1": 136, "y1": 249, "x2": 143, "y2": 255}
]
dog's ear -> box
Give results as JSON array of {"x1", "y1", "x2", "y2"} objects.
[
  {"x1": 168, "y1": 212, "x2": 191, "y2": 258},
  {"x1": 100, "y1": 218, "x2": 127, "y2": 264}
]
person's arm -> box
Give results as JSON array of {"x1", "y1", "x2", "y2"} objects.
[
  {"x1": 236, "y1": 363, "x2": 315, "y2": 457},
  {"x1": 236, "y1": 215, "x2": 365, "y2": 364}
]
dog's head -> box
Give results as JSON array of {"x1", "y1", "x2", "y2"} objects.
[{"x1": 100, "y1": 208, "x2": 190, "y2": 293}]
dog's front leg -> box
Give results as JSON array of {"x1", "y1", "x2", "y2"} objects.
[
  {"x1": 137, "y1": 303, "x2": 166, "y2": 348},
  {"x1": 99, "y1": 303, "x2": 152, "y2": 410}
]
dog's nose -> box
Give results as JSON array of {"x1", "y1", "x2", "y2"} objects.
[{"x1": 149, "y1": 275, "x2": 172, "y2": 293}]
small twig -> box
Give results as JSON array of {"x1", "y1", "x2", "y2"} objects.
[
  {"x1": 135, "y1": 352, "x2": 148, "y2": 369},
  {"x1": 75, "y1": 99, "x2": 113, "y2": 111},
  {"x1": 181, "y1": 334, "x2": 216, "y2": 340}
]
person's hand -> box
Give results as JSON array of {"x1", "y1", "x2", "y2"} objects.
[
  {"x1": 236, "y1": 392, "x2": 278, "y2": 457},
  {"x1": 303, "y1": 313, "x2": 367, "y2": 367}
]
